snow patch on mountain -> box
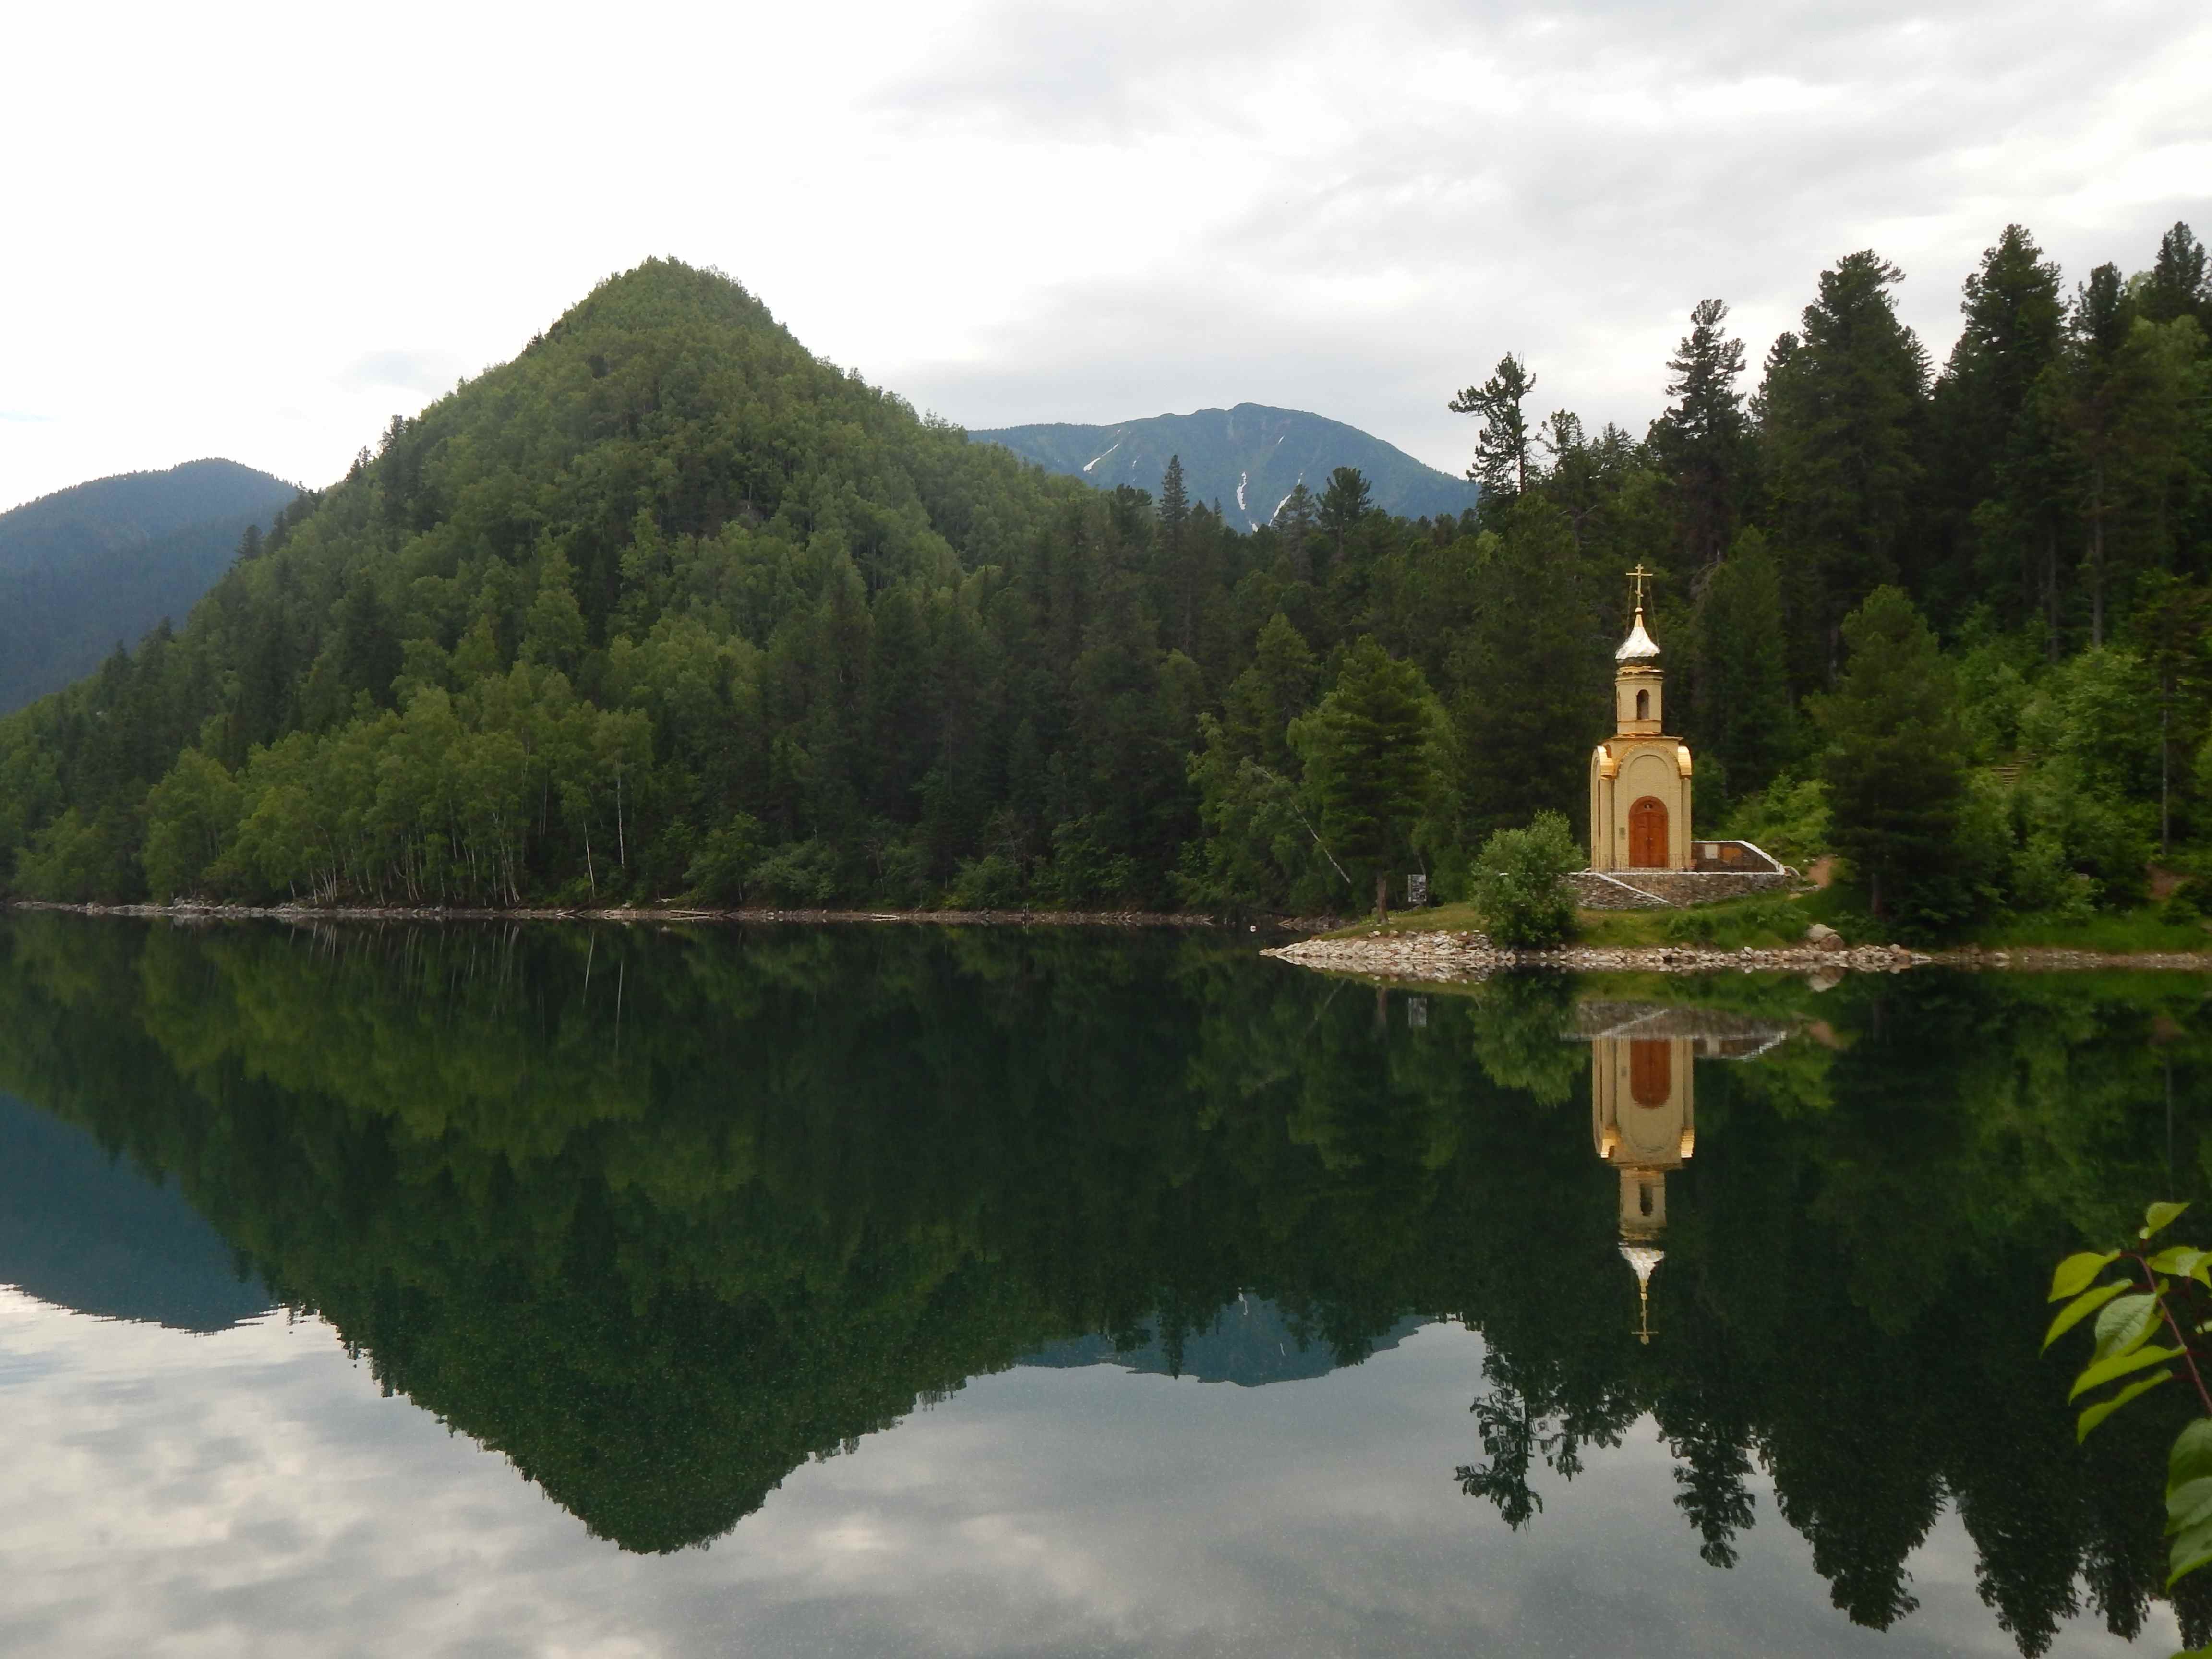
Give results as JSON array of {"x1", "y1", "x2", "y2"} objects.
[{"x1": 1082, "y1": 441, "x2": 1121, "y2": 474}]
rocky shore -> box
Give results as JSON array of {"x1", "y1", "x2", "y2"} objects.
[
  {"x1": 1263, "y1": 929, "x2": 2212, "y2": 980},
  {"x1": 1, "y1": 899, "x2": 1311, "y2": 930}
]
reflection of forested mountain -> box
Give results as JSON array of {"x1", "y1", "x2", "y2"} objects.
[
  {"x1": 0, "y1": 1092, "x2": 270, "y2": 1329},
  {"x1": 0, "y1": 915, "x2": 2207, "y2": 1654}
]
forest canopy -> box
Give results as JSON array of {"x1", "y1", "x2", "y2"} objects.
[{"x1": 0, "y1": 232, "x2": 2206, "y2": 927}]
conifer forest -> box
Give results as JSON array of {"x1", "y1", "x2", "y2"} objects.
[{"x1": 4, "y1": 225, "x2": 2209, "y2": 934}]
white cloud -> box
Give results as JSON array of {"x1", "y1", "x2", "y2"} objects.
[
  {"x1": 0, "y1": 0, "x2": 2205, "y2": 510},
  {"x1": 0, "y1": 1294, "x2": 2175, "y2": 1656}
]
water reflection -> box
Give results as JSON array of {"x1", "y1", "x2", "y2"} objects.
[{"x1": 0, "y1": 914, "x2": 2203, "y2": 1655}]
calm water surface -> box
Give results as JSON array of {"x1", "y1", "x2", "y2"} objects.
[{"x1": 0, "y1": 914, "x2": 2205, "y2": 1657}]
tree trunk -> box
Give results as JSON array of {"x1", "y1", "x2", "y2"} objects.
[{"x1": 1373, "y1": 868, "x2": 1389, "y2": 924}]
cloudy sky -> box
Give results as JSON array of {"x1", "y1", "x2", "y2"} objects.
[
  {"x1": 3, "y1": 0, "x2": 2207, "y2": 513},
  {"x1": 0, "y1": 1292, "x2": 2169, "y2": 1657}
]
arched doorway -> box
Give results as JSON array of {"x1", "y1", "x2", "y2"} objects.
[
  {"x1": 1629, "y1": 1039, "x2": 1671, "y2": 1106},
  {"x1": 1628, "y1": 795, "x2": 1669, "y2": 867}
]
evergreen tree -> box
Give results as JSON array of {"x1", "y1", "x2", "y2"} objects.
[
  {"x1": 1450, "y1": 354, "x2": 1538, "y2": 500},
  {"x1": 1928, "y1": 226, "x2": 2065, "y2": 628},
  {"x1": 1292, "y1": 637, "x2": 1436, "y2": 920},
  {"x1": 1272, "y1": 483, "x2": 1319, "y2": 580},
  {"x1": 1759, "y1": 253, "x2": 1931, "y2": 680},
  {"x1": 2144, "y1": 222, "x2": 2210, "y2": 327},
  {"x1": 1448, "y1": 499, "x2": 1605, "y2": 838},
  {"x1": 1649, "y1": 299, "x2": 1748, "y2": 568},
  {"x1": 1815, "y1": 586, "x2": 1966, "y2": 926},
  {"x1": 1158, "y1": 455, "x2": 1194, "y2": 650},
  {"x1": 1317, "y1": 467, "x2": 1373, "y2": 564},
  {"x1": 1694, "y1": 529, "x2": 1795, "y2": 801}
]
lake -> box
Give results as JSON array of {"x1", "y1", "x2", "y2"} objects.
[{"x1": 0, "y1": 913, "x2": 2202, "y2": 1657}]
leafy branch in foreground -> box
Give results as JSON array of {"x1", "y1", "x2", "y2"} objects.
[{"x1": 2047, "y1": 1201, "x2": 2212, "y2": 1641}]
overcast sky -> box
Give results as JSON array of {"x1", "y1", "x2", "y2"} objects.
[{"x1": 4, "y1": 0, "x2": 2207, "y2": 514}]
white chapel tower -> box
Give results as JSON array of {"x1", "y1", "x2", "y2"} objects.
[{"x1": 1588, "y1": 566, "x2": 1694, "y2": 871}]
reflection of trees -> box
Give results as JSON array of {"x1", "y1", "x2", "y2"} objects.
[{"x1": 1, "y1": 917, "x2": 2211, "y2": 1650}]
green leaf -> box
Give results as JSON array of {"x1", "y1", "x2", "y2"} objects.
[
  {"x1": 2074, "y1": 1343, "x2": 2186, "y2": 1400},
  {"x1": 2051, "y1": 1250, "x2": 2121, "y2": 1300},
  {"x1": 2079, "y1": 1369, "x2": 2172, "y2": 1440},
  {"x1": 2044, "y1": 1280, "x2": 2129, "y2": 1350},
  {"x1": 2093, "y1": 1292, "x2": 2162, "y2": 1361},
  {"x1": 2144, "y1": 1201, "x2": 2191, "y2": 1240},
  {"x1": 2172, "y1": 1508, "x2": 2212, "y2": 1587},
  {"x1": 2170, "y1": 1420, "x2": 2212, "y2": 1490},
  {"x1": 2167, "y1": 1475, "x2": 2212, "y2": 1538},
  {"x1": 2151, "y1": 1246, "x2": 2212, "y2": 1279}
]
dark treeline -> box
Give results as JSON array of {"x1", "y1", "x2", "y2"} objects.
[
  {"x1": 0, "y1": 232, "x2": 2205, "y2": 921},
  {"x1": 1, "y1": 915, "x2": 2208, "y2": 1652}
]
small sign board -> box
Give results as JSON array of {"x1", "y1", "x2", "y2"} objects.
[{"x1": 1406, "y1": 873, "x2": 1429, "y2": 907}]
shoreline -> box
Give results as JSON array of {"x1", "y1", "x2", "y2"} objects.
[
  {"x1": 7, "y1": 903, "x2": 2205, "y2": 972},
  {"x1": 1263, "y1": 929, "x2": 2212, "y2": 978},
  {"x1": 0, "y1": 899, "x2": 1330, "y2": 931}
]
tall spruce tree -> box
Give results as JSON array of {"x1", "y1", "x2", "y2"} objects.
[
  {"x1": 1650, "y1": 299, "x2": 1749, "y2": 569},
  {"x1": 1448, "y1": 498, "x2": 1606, "y2": 838},
  {"x1": 1317, "y1": 467, "x2": 1373, "y2": 564},
  {"x1": 1815, "y1": 586, "x2": 1966, "y2": 926},
  {"x1": 1759, "y1": 252, "x2": 1931, "y2": 681},
  {"x1": 2145, "y1": 222, "x2": 2210, "y2": 327},
  {"x1": 1292, "y1": 636, "x2": 1436, "y2": 921},
  {"x1": 1450, "y1": 354, "x2": 1538, "y2": 501},
  {"x1": 1693, "y1": 529, "x2": 1794, "y2": 802},
  {"x1": 1927, "y1": 226, "x2": 2065, "y2": 629}
]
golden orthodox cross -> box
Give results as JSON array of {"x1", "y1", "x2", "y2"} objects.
[{"x1": 1626, "y1": 563, "x2": 1654, "y2": 610}]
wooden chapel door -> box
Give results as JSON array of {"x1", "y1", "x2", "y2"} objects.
[{"x1": 1628, "y1": 796, "x2": 1668, "y2": 867}]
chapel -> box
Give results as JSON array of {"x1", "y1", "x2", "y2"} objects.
[{"x1": 1588, "y1": 567, "x2": 1694, "y2": 871}]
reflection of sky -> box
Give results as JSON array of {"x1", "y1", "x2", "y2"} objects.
[{"x1": 0, "y1": 1291, "x2": 2173, "y2": 1659}]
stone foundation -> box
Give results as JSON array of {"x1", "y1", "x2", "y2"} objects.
[{"x1": 1567, "y1": 869, "x2": 1799, "y2": 909}]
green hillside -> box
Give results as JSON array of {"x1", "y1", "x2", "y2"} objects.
[
  {"x1": 975, "y1": 403, "x2": 1480, "y2": 526},
  {"x1": 0, "y1": 459, "x2": 299, "y2": 711}
]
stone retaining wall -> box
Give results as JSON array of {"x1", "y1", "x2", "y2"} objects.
[{"x1": 1566, "y1": 869, "x2": 1798, "y2": 909}]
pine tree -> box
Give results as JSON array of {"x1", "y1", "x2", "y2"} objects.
[
  {"x1": 2144, "y1": 222, "x2": 2210, "y2": 327},
  {"x1": 1317, "y1": 467, "x2": 1373, "y2": 564},
  {"x1": 1158, "y1": 455, "x2": 1195, "y2": 651},
  {"x1": 1815, "y1": 586, "x2": 1966, "y2": 926},
  {"x1": 1450, "y1": 354, "x2": 1538, "y2": 500},
  {"x1": 1927, "y1": 226, "x2": 2065, "y2": 628},
  {"x1": 1292, "y1": 637, "x2": 1436, "y2": 920},
  {"x1": 1650, "y1": 299, "x2": 1748, "y2": 568},
  {"x1": 1694, "y1": 529, "x2": 1795, "y2": 802},
  {"x1": 1448, "y1": 499, "x2": 1606, "y2": 838},
  {"x1": 1272, "y1": 483, "x2": 1319, "y2": 581},
  {"x1": 1759, "y1": 252, "x2": 1931, "y2": 678}
]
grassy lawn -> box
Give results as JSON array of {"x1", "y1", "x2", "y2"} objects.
[
  {"x1": 1974, "y1": 906, "x2": 2212, "y2": 953},
  {"x1": 1319, "y1": 888, "x2": 1839, "y2": 948},
  {"x1": 1315, "y1": 884, "x2": 2212, "y2": 956}
]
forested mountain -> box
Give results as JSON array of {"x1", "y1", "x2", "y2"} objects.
[
  {"x1": 975, "y1": 403, "x2": 1481, "y2": 526},
  {"x1": 0, "y1": 230, "x2": 2205, "y2": 930},
  {"x1": 0, "y1": 459, "x2": 298, "y2": 711}
]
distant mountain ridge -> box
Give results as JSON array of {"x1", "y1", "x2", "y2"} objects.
[
  {"x1": 973, "y1": 403, "x2": 1479, "y2": 527},
  {"x1": 0, "y1": 458, "x2": 298, "y2": 712}
]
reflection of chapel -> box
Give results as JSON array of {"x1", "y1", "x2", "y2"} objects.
[
  {"x1": 1589, "y1": 567, "x2": 1694, "y2": 871},
  {"x1": 1575, "y1": 1006, "x2": 1793, "y2": 1344},
  {"x1": 1590, "y1": 1033, "x2": 1693, "y2": 1344}
]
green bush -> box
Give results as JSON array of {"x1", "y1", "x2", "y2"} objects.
[
  {"x1": 947, "y1": 853, "x2": 1023, "y2": 911},
  {"x1": 683, "y1": 815, "x2": 764, "y2": 903},
  {"x1": 1470, "y1": 811, "x2": 1579, "y2": 947},
  {"x1": 1719, "y1": 774, "x2": 1831, "y2": 869}
]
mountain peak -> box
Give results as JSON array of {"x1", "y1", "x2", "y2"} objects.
[{"x1": 973, "y1": 403, "x2": 1477, "y2": 527}]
